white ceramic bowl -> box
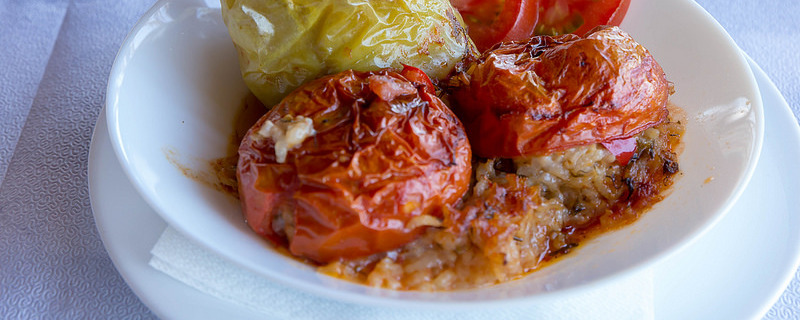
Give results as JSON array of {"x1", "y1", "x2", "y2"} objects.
[{"x1": 106, "y1": 0, "x2": 763, "y2": 307}]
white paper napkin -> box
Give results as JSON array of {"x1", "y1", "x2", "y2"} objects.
[{"x1": 150, "y1": 227, "x2": 653, "y2": 320}]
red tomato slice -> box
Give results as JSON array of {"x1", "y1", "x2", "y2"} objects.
[
  {"x1": 601, "y1": 136, "x2": 637, "y2": 165},
  {"x1": 451, "y1": 0, "x2": 540, "y2": 52},
  {"x1": 535, "y1": 0, "x2": 631, "y2": 36},
  {"x1": 400, "y1": 64, "x2": 436, "y2": 94}
]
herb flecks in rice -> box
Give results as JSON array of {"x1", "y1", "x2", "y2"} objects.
[{"x1": 320, "y1": 115, "x2": 685, "y2": 291}]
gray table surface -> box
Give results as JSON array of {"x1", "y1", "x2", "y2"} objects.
[{"x1": 1, "y1": 0, "x2": 798, "y2": 318}]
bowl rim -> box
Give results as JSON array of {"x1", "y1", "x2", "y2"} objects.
[{"x1": 104, "y1": 0, "x2": 764, "y2": 308}]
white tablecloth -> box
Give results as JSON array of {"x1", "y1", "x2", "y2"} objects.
[{"x1": 1, "y1": 0, "x2": 797, "y2": 318}]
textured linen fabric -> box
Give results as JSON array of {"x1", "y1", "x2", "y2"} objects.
[
  {"x1": 0, "y1": 0, "x2": 68, "y2": 186},
  {"x1": 0, "y1": 0, "x2": 798, "y2": 319},
  {"x1": 0, "y1": 0, "x2": 157, "y2": 318}
]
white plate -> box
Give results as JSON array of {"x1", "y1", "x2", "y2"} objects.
[
  {"x1": 90, "y1": 56, "x2": 800, "y2": 319},
  {"x1": 103, "y1": 0, "x2": 764, "y2": 306}
]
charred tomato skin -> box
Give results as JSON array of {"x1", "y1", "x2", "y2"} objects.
[
  {"x1": 449, "y1": 26, "x2": 669, "y2": 158},
  {"x1": 237, "y1": 67, "x2": 472, "y2": 263}
]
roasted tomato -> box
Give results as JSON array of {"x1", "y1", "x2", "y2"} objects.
[
  {"x1": 535, "y1": 0, "x2": 631, "y2": 36},
  {"x1": 451, "y1": 0, "x2": 540, "y2": 52},
  {"x1": 237, "y1": 67, "x2": 472, "y2": 263},
  {"x1": 449, "y1": 26, "x2": 669, "y2": 158}
]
